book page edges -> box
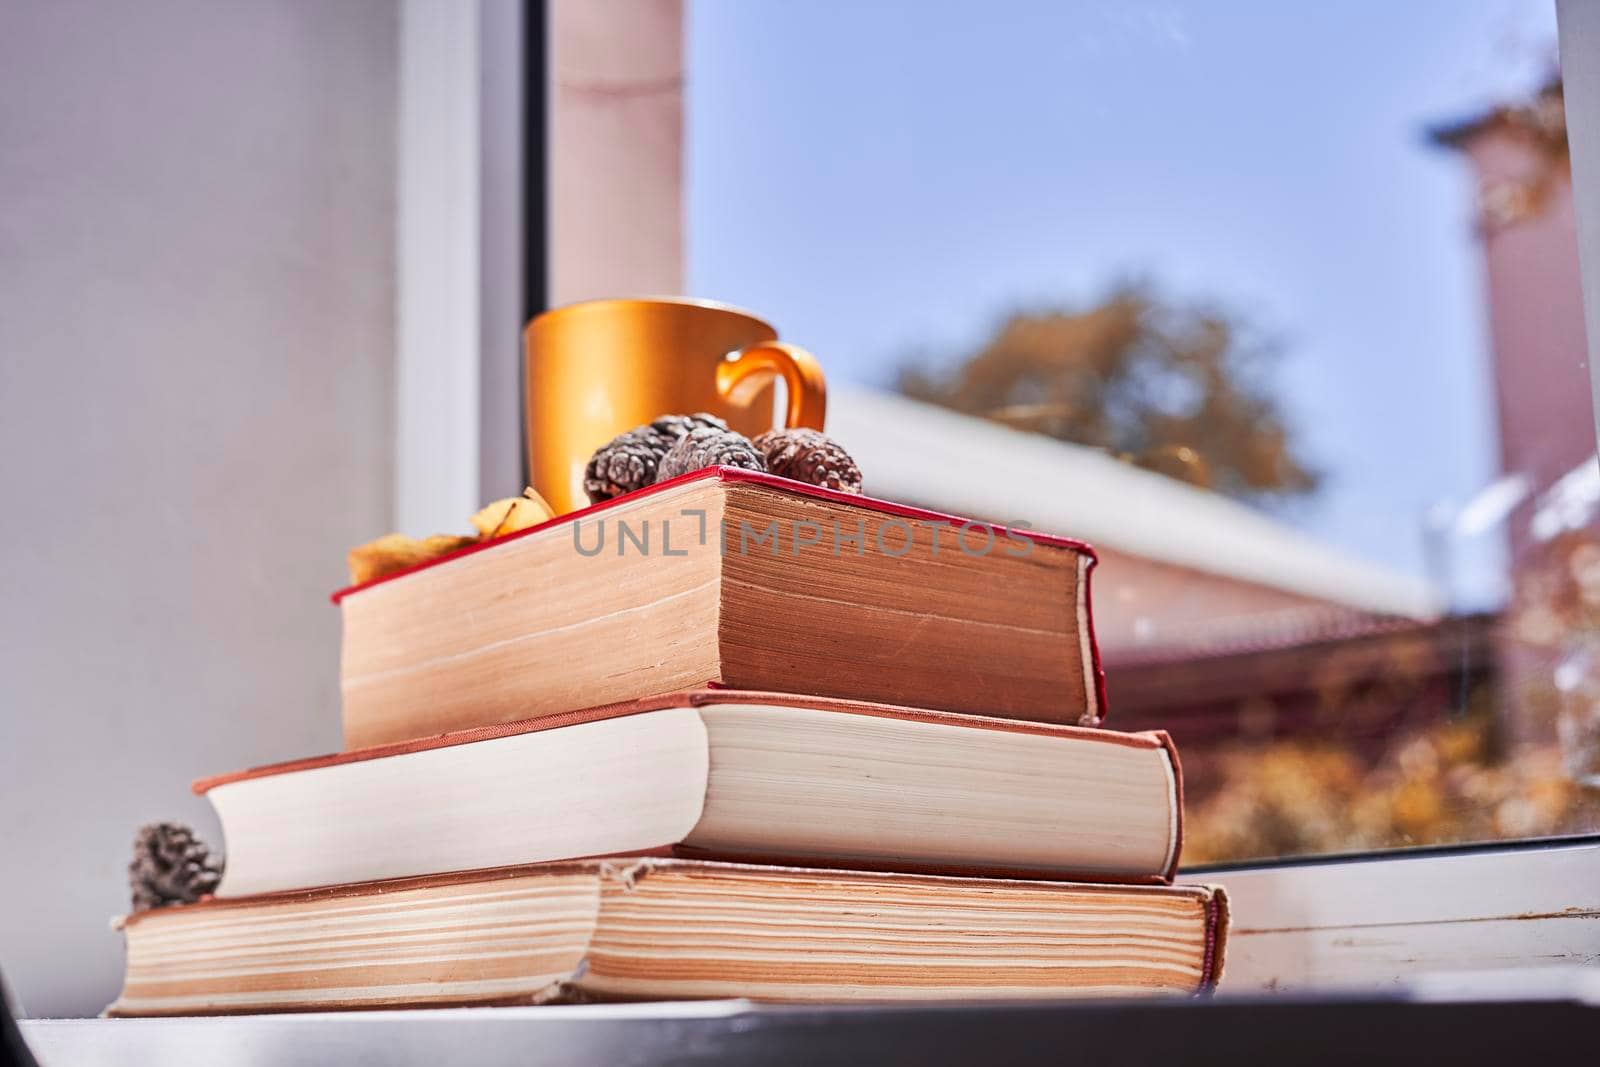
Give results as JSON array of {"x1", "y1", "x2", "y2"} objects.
[
  {"x1": 117, "y1": 857, "x2": 1219, "y2": 927},
  {"x1": 108, "y1": 866, "x2": 614, "y2": 1017}
]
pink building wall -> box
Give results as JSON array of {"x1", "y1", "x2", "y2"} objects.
[
  {"x1": 549, "y1": 0, "x2": 685, "y2": 306},
  {"x1": 1441, "y1": 96, "x2": 1595, "y2": 742},
  {"x1": 1451, "y1": 126, "x2": 1594, "y2": 558}
]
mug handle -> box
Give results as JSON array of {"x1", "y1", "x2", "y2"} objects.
[{"x1": 716, "y1": 342, "x2": 828, "y2": 430}]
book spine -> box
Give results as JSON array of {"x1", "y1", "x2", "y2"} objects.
[{"x1": 1156, "y1": 730, "x2": 1186, "y2": 884}]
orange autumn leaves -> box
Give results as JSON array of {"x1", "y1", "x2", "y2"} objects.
[{"x1": 1184, "y1": 712, "x2": 1600, "y2": 864}]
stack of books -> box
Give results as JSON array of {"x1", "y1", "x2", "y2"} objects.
[{"x1": 109, "y1": 468, "x2": 1227, "y2": 1015}]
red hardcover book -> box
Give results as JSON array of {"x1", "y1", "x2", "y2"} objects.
[
  {"x1": 194, "y1": 690, "x2": 1181, "y2": 899},
  {"x1": 334, "y1": 467, "x2": 1107, "y2": 749}
]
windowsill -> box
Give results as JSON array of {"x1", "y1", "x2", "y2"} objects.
[
  {"x1": 20, "y1": 982, "x2": 1600, "y2": 1064},
  {"x1": 1198, "y1": 835, "x2": 1600, "y2": 992}
]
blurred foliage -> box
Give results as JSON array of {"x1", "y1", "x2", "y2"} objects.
[
  {"x1": 1510, "y1": 530, "x2": 1600, "y2": 649},
  {"x1": 1511, "y1": 529, "x2": 1600, "y2": 785},
  {"x1": 1185, "y1": 709, "x2": 1600, "y2": 864},
  {"x1": 897, "y1": 286, "x2": 1319, "y2": 501},
  {"x1": 1186, "y1": 526, "x2": 1600, "y2": 864}
]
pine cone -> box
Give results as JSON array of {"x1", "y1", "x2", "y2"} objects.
[
  {"x1": 752, "y1": 428, "x2": 863, "y2": 494},
  {"x1": 129, "y1": 822, "x2": 223, "y2": 912},
  {"x1": 583, "y1": 414, "x2": 730, "y2": 503},
  {"x1": 655, "y1": 425, "x2": 766, "y2": 482}
]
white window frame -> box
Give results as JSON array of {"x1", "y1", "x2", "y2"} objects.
[
  {"x1": 391, "y1": 0, "x2": 1600, "y2": 992},
  {"x1": 394, "y1": 0, "x2": 531, "y2": 536}
]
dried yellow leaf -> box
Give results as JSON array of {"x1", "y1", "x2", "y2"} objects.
[
  {"x1": 522, "y1": 485, "x2": 556, "y2": 514},
  {"x1": 471, "y1": 491, "x2": 555, "y2": 540},
  {"x1": 420, "y1": 534, "x2": 478, "y2": 555},
  {"x1": 348, "y1": 488, "x2": 559, "y2": 585},
  {"x1": 346, "y1": 533, "x2": 476, "y2": 585}
]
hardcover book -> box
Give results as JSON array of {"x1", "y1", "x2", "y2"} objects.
[
  {"x1": 335, "y1": 467, "x2": 1106, "y2": 748},
  {"x1": 196, "y1": 691, "x2": 1183, "y2": 898},
  {"x1": 109, "y1": 859, "x2": 1227, "y2": 1015}
]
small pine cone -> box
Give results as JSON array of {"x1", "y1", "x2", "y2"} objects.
[
  {"x1": 655, "y1": 425, "x2": 766, "y2": 482},
  {"x1": 752, "y1": 428, "x2": 863, "y2": 494},
  {"x1": 583, "y1": 413, "x2": 729, "y2": 503},
  {"x1": 129, "y1": 822, "x2": 223, "y2": 912}
]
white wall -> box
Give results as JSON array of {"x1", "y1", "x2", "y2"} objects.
[
  {"x1": 0, "y1": 0, "x2": 398, "y2": 1017},
  {"x1": 397, "y1": 0, "x2": 481, "y2": 536}
]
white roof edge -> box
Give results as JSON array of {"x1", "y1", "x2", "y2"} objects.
[{"x1": 829, "y1": 387, "x2": 1441, "y2": 619}]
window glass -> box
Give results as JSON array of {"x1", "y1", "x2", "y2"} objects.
[{"x1": 688, "y1": 0, "x2": 1600, "y2": 863}]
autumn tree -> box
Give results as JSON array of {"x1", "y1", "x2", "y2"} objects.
[{"x1": 897, "y1": 286, "x2": 1319, "y2": 501}]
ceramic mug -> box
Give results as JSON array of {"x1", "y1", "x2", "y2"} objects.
[{"x1": 524, "y1": 297, "x2": 827, "y2": 514}]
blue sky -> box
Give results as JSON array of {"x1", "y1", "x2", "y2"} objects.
[{"x1": 687, "y1": 1, "x2": 1561, "y2": 605}]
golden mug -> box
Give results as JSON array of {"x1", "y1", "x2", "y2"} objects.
[{"x1": 524, "y1": 297, "x2": 828, "y2": 514}]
